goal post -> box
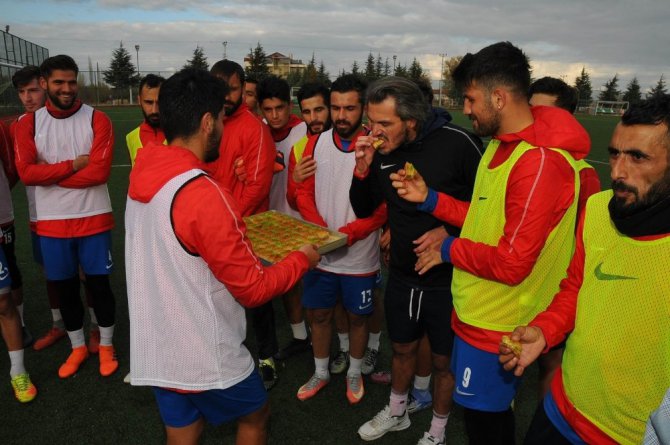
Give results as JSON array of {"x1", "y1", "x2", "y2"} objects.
[{"x1": 592, "y1": 100, "x2": 629, "y2": 116}]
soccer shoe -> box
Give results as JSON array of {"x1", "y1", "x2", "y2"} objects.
[
  {"x1": 58, "y1": 345, "x2": 89, "y2": 378},
  {"x1": 273, "y1": 337, "x2": 311, "y2": 361},
  {"x1": 259, "y1": 358, "x2": 278, "y2": 391},
  {"x1": 297, "y1": 373, "x2": 329, "y2": 401},
  {"x1": 370, "y1": 370, "x2": 392, "y2": 385},
  {"x1": 329, "y1": 350, "x2": 349, "y2": 375},
  {"x1": 99, "y1": 345, "x2": 119, "y2": 377},
  {"x1": 358, "y1": 405, "x2": 411, "y2": 441},
  {"x1": 11, "y1": 373, "x2": 37, "y2": 403},
  {"x1": 88, "y1": 329, "x2": 100, "y2": 354},
  {"x1": 407, "y1": 388, "x2": 433, "y2": 414},
  {"x1": 417, "y1": 432, "x2": 445, "y2": 445},
  {"x1": 33, "y1": 327, "x2": 66, "y2": 351},
  {"x1": 346, "y1": 374, "x2": 365, "y2": 405},
  {"x1": 361, "y1": 347, "x2": 379, "y2": 375},
  {"x1": 22, "y1": 327, "x2": 35, "y2": 349}
]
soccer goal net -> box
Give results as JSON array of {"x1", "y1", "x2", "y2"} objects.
[{"x1": 592, "y1": 100, "x2": 629, "y2": 116}]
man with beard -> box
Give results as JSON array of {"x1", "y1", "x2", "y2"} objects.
[
  {"x1": 352, "y1": 77, "x2": 482, "y2": 445},
  {"x1": 501, "y1": 95, "x2": 670, "y2": 445},
  {"x1": 125, "y1": 68, "x2": 320, "y2": 445},
  {"x1": 14, "y1": 55, "x2": 118, "y2": 379},
  {"x1": 209, "y1": 60, "x2": 275, "y2": 218},
  {"x1": 389, "y1": 42, "x2": 590, "y2": 444},
  {"x1": 126, "y1": 74, "x2": 166, "y2": 167},
  {"x1": 289, "y1": 74, "x2": 384, "y2": 404}
]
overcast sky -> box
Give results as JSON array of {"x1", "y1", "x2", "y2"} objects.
[{"x1": 3, "y1": 0, "x2": 669, "y2": 94}]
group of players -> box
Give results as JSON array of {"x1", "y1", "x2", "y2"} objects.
[{"x1": 1, "y1": 40, "x2": 669, "y2": 445}]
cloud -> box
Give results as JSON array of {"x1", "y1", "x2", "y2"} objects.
[{"x1": 6, "y1": 0, "x2": 668, "y2": 91}]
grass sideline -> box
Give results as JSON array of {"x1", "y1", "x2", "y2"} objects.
[{"x1": 1, "y1": 107, "x2": 618, "y2": 444}]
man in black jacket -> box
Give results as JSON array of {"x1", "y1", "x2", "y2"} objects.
[{"x1": 353, "y1": 77, "x2": 482, "y2": 445}]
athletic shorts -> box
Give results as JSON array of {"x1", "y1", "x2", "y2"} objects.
[
  {"x1": 31, "y1": 230, "x2": 43, "y2": 265},
  {"x1": 302, "y1": 269, "x2": 376, "y2": 315},
  {"x1": 1, "y1": 224, "x2": 22, "y2": 289},
  {"x1": 451, "y1": 335, "x2": 521, "y2": 412},
  {"x1": 40, "y1": 231, "x2": 113, "y2": 281},
  {"x1": 152, "y1": 371, "x2": 267, "y2": 428},
  {"x1": 383, "y1": 273, "x2": 454, "y2": 356},
  {"x1": 0, "y1": 247, "x2": 12, "y2": 292}
]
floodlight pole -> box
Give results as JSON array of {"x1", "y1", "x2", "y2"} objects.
[
  {"x1": 135, "y1": 45, "x2": 140, "y2": 74},
  {"x1": 439, "y1": 52, "x2": 446, "y2": 107},
  {"x1": 393, "y1": 55, "x2": 397, "y2": 74},
  {"x1": 223, "y1": 41, "x2": 227, "y2": 59}
]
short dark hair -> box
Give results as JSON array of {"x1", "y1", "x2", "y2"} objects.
[
  {"x1": 297, "y1": 82, "x2": 330, "y2": 110},
  {"x1": 40, "y1": 54, "x2": 79, "y2": 78},
  {"x1": 245, "y1": 76, "x2": 258, "y2": 86},
  {"x1": 330, "y1": 74, "x2": 367, "y2": 105},
  {"x1": 452, "y1": 41, "x2": 530, "y2": 98},
  {"x1": 257, "y1": 75, "x2": 290, "y2": 104},
  {"x1": 159, "y1": 69, "x2": 228, "y2": 143},
  {"x1": 413, "y1": 78, "x2": 434, "y2": 105},
  {"x1": 366, "y1": 76, "x2": 429, "y2": 130},
  {"x1": 12, "y1": 65, "x2": 41, "y2": 89},
  {"x1": 210, "y1": 59, "x2": 245, "y2": 83},
  {"x1": 621, "y1": 94, "x2": 670, "y2": 149},
  {"x1": 529, "y1": 76, "x2": 578, "y2": 113},
  {"x1": 139, "y1": 74, "x2": 165, "y2": 93}
]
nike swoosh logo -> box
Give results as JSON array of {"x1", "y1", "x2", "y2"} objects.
[
  {"x1": 594, "y1": 262, "x2": 637, "y2": 281},
  {"x1": 358, "y1": 303, "x2": 372, "y2": 310},
  {"x1": 380, "y1": 163, "x2": 397, "y2": 170},
  {"x1": 478, "y1": 196, "x2": 488, "y2": 201},
  {"x1": 455, "y1": 387, "x2": 475, "y2": 396}
]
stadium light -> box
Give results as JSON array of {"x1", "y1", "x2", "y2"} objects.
[
  {"x1": 438, "y1": 52, "x2": 447, "y2": 107},
  {"x1": 393, "y1": 55, "x2": 397, "y2": 74},
  {"x1": 134, "y1": 45, "x2": 140, "y2": 74}
]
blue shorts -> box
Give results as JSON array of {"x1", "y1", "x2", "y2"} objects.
[
  {"x1": 451, "y1": 335, "x2": 521, "y2": 412},
  {"x1": 0, "y1": 247, "x2": 12, "y2": 291},
  {"x1": 302, "y1": 269, "x2": 377, "y2": 315},
  {"x1": 152, "y1": 372, "x2": 268, "y2": 428},
  {"x1": 31, "y1": 231, "x2": 43, "y2": 265},
  {"x1": 40, "y1": 231, "x2": 113, "y2": 281}
]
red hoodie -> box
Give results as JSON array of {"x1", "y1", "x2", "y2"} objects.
[
  {"x1": 205, "y1": 103, "x2": 275, "y2": 217},
  {"x1": 128, "y1": 144, "x2": 310, "y2": 308},
  {"x1": 13, "y1": 100, "x2": 114, "y2": 238},
  {"x1": 430, "y1": 106, "x2": 592, "y2": 351}
]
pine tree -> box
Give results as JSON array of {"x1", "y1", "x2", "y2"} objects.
[
  {"x1": 599, "y1": 74, "x2": 620, "y2": 101},
  {"x1": 375, "y1": 54, "x2": 383, "y2": 79},
  {"x1": 442, "y1": 55, "x2": 463, "y2": 102},
  {"x1": 383, "y1": 57, "x2": 391, "y2": 77},
  {"x1": 103, "y1": 42, "x2": 139, "y2": 95},
  {"x1": 302, "y1": 53, "x2": 318, "y2": 84},
  {"x1": 317, "y1": 60, "x2": 331, "y2": 85},
  {"x1": 622, "y1": 77, "x2": 642, "y2": 105},
  {"x1": 647, "y1": 74, "x2": 667, "y2": 98},
  {"x1": 364, "y1": 52, "x2": 377, "y2": 81},
  {"x1": 245, "y1": 42, "x2": 270, "y2": 81},
  {"x1": 574, "y1": 67, "x2": 593, "y2": 103},
  {"x1": 183, "y1": 46, "x2": 209, "y2": 71},
  {"x1": 408, "y1": 58, "x2": 425, "y2": 82},
  {"x1": 394, "y1": 63, "x2": 409, "y2": 78},
  {"x1": 351, "y1": 60, "x2": 360, "y2": 76}
]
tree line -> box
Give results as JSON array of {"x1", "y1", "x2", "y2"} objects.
[{"x1": 101, "y1": 42, "x2": 667, "y2": 105}]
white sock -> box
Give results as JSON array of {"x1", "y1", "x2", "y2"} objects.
[
  {"x1": 99, "y1": 325, "x2": 114, "y2": 346},
  {"x1": 67, "y1": 329, "x2": 86, "y2": 348},
  {"x1": 88, "y1": 307, "x2": 98, "y2": 328},
  {"x1": 347, "y1": 356, "x2": 362, "y2": 377},
  {"x1": 9, "y1": 349, "x2": 26, "y2": 377},
  {"x1": 16, "y1": 304, "x2": 25, "y2": 326},
  {"x1": 314, "y1": 356, "x2": 329, "y2": 378},
  {"x1": 367, "y1": 331, "x2": 381, "y2": 350},
  {"x1": 414, "y1": 374, "x2": 431, "y2": 392},
  {"x1": 429, "y1": 411, "x2": 449, "y2": 440},
  {"x1": 338, "y1": 333, "x2": 349, "y2": 352},
  {"x1": 291, "y1": 321, "x2": 308, "y2": 340}
]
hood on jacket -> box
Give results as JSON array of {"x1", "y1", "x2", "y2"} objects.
[
  {"x1": 416, "y1": 107, "x2": 453, "y2": 142},
  {"x1": 525, "y1": 105, "x2": 591, "y2": 160},
  {"x1": 128, "y1": 143, "x2": 204, "y2": 203}
]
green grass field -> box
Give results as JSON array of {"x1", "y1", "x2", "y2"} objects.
[{"x1": 1, "y1": 107, "x2": 619, "y2": 444}]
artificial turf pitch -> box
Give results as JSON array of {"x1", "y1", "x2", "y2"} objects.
[{"x1": 0, "y1": 107, "x2": 619, "y2": 444}]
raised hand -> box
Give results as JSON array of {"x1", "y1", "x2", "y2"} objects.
[
  {"x1": 499, "y1": 326, "x2": 547, "y2": 377},
  {"x1": 390, "y1": 168, "x2": 428, "y2": 203},
  {"x1": 354, "y1": 135, "x2": 376, "y2": 175},
  {"x1": 293, "y1": 156, "x2": 317, "y2": 183}
]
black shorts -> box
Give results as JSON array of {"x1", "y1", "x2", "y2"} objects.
[
  {"x1": 384, "y1": 273, "x2": 454, "y2": 357},
  {"x1": 1, "y1": 224, "x2": 22, "y2": 290}
]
